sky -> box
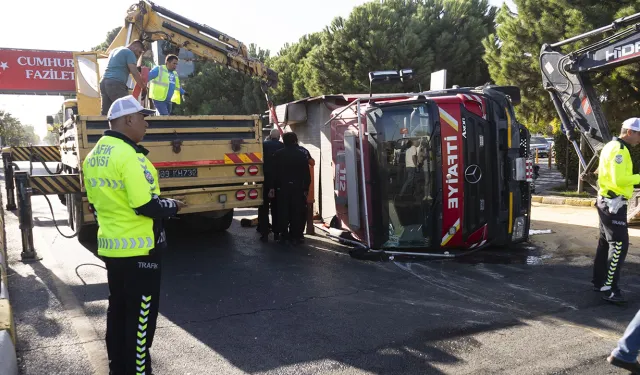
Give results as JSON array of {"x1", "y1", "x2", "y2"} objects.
[{"x1": 1, "y1": 0, "x2": 513, "y2": 139}]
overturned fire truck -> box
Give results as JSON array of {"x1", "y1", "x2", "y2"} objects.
[{"x1": 274, "y1": 76, "x2": 533, "y2": 256}]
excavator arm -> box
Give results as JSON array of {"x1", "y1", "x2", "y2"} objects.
[
  {"x1": 106, "y1": 0, "x2": 278, "y2": 88},
  {"x1": 540, "y1": 12, "x2": 640, "y2": 188}
]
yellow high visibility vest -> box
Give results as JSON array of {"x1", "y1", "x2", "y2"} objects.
[
  {"x1": 83, "y1": 132, "x2": 161, "y2": 257},
  {"x1": 598, "y1": 138, "x2": 640, "y2": 199},
  {"x1": 149, "y1": 65, "x2": 181, "y2": 105}
]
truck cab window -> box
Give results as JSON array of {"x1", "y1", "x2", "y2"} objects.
[{"x1": 368, "y1": 102, "x2": 437, "y2": 248}]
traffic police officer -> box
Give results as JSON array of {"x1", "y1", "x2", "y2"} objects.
[
  {"x1": 593, "y1": 117, "x2": 640, "y2": 304},
  {"x1": 84, "y1": 95, "x2": 185, "y2": 374},
  {"x1": 270, "y1": 132, "x2": 311, "y2": 244}
]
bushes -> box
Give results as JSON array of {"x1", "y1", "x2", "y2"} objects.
[{"x1": 553, "y1": 132, "x2": 579, "y2": 184}]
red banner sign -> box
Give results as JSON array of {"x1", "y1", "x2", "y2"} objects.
[{"x1": 0, "y1": 48, "x2": 76, "y2": 95}]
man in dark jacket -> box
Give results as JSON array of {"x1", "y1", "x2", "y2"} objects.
[
  {"x1": 270, "y1": 132, "x2": 311, "y2": 244},
  {"x1": 258, "y1": 129, "x2": 284, "y2": 241},
  {"x1": 297, "y1": 143, "x2": 314, "y2": 235}
]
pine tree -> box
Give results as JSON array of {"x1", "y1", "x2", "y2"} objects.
[
  {"x1": 483, "y1": 0, "x2": 640, "y2": 135},
  {"x1": 299, "y1": 0, "x2": 497, "y2": 96}
]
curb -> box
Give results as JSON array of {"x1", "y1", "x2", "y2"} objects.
[
  {"x1": 0, "y1": 188, "x2": 18, "y2": 375},
  {"x1": 532, "y1": 195, "x2": 596, "y2": 207}
]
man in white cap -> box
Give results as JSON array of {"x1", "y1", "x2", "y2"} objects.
[
  {"x1": 592, "y1": 117, "x2": 640, "y2": 305},
  {"x1": 83, "y1": 95, "x2": 185, "y2": 374}
]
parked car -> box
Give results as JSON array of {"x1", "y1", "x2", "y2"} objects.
[
  {"x1": 545, "y1": 137, "x2": 554, "y2": 150},
  {"x1": 530, "y1": 136, "x2": 550, "y2": 158}
]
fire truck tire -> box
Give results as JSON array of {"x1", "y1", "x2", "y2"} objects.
[{"x1": 211, "y1": 209, "x2": 234, "y2": 232}]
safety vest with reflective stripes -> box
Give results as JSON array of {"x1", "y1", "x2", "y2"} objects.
[
  {"x1": 149, "y1": 65, "x2": 181, "y2": 104},
  {"x1": 598, "y1": 138, "x2": 640, "y2": 199},
  {"x1": 83, "y1": 133, "x2": 161, "y2": 257}
]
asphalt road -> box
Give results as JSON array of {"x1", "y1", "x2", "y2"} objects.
[{"x1": 4, "y1": 176, "x2": 640, "y2": 374}]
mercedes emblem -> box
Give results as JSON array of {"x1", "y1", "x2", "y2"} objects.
[{"x1": 465, "y1": 164, "x2": 482, "y2": 184}]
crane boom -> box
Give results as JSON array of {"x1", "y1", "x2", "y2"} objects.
[{"x1": 106, "y1": 0, "x2": 278, "y2": 88}]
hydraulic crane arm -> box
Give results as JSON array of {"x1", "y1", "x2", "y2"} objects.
[
  {"x1": 106, "y1": 0, "x2": 278, "y2": 88},
  {"x1": 540, "y1": 12, "x2": 640, "y2": 187}
]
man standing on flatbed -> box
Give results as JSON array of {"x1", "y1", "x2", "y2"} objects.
[{"x1": 100, "y1": 40, "x2": 148, "y2": 116}]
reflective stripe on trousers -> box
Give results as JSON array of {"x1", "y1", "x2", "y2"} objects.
[
  {"x1": 605, "y1": 241, "x2": 623, "y2": 286},
  {"x1": 136, "y1": 295, "x2": 152, "y2": 375}
]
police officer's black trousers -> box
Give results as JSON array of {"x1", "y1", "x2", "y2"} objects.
[
  {"x1": 593, "y1": 198, "x2": 629, "y2": 292},
  {"x1": 258, "y1": 188, "x2": 278, "y2": 236},
  {"x1": 277, "y1": 185, "x2": 306, "y2": 240},
  {"x1": 105, "y1": 251, "x2": 162, "y2": 375}
]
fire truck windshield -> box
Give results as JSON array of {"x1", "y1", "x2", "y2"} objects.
[{"x1": 367, "y1": 102, "x2": 438, "y2": 248}]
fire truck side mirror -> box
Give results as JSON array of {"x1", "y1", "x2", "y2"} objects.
[{"x1": 46, "y1": 116, "x2": 54, "y2": 125}]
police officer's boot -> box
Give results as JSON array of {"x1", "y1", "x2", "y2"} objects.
[{"x1": 603, "y1": 289, "x2": 627, "y2": 304}]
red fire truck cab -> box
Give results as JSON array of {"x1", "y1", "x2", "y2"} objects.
[{"x1": 327, "y1": 85, "x2": 532, "y2": 254}]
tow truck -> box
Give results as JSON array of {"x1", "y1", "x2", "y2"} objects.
[
  {"x1": 540, "y1": 11, "x2": 640, "y2": 223},
  {"x1": 3, "y1": 1, "x2": 278, "y2": 256},
  {"x1": 276, "y1": 72, "x2": 533, "y2": 256}
]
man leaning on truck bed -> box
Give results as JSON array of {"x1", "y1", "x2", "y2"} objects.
[{"x1": 100, "y1": 40, "x2": 148, "y2": 116}]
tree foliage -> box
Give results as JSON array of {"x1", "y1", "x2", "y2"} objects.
[
  {"x1": 0, "y1": 111, "x2": 40, "y2": 147},
  {"x1": 43, "y1": 131, "x2": 59, "y2": 146},
  {"x1": 92, "y1": 27, "x2": 121, "y2": 52},
  {"x1": 483, "y1": 1, "x2": 640, "y2": 135},
  {"x1": 268, "y1": 34, "x2": 322, "y2": 104},
  {"x1": 92, "y1": 1, "x2": 498, "y2": 117},
  {"x1": 271, "y1": 0, "x2": 497, "y2": 101},
  {"x1": 175, "y1": 44, "x2": 271, "y2": 116},
  {"x1": 42, "y1": 109, "x2": 64, "y2": 146}
]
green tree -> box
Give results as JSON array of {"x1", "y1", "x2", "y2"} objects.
[
  {"x1": 295, "y1": 0, "x2": 496, "y2": 97},
  {"x1": 483, "y1": 1, "x2": 640, "y2": 135},
  {"x1": 43, "y1": 131, "x2": 59, "y2": 146},
  {"x1": 176, "y1": 45, "x2": 271, "y2": 115},
  {"x1": 42, "y1": 109, "x2": 64, "y2": 146},
  {"x1": 268, "y1": 33, "x2": 322, "y2": 104},
  {"x1": 0, "y1": 111, "x2": 40, "y2": 146},
  {"x1": 92, "y1": 27, "x2": 121, "y2": 52}
]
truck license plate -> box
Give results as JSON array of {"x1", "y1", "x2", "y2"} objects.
[{"x1": 158, "y1": 168, "x2": 198, "y2": 179}]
